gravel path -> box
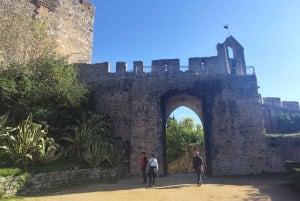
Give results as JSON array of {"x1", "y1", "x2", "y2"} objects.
[{"x1": 24, "y1": 174, "x2": 300, "y2": 201}]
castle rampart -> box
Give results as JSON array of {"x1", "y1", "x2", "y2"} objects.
[
  {"x1": 262, "y1": 97, "x2": 300, "y2": 133},
  {"x1": 263, "y1": 97, "x2": 300, "y2": 111}
]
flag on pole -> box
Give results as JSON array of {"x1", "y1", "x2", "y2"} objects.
[{"x1": 223, "y1": 24, "x2": 228, "y2": 29}]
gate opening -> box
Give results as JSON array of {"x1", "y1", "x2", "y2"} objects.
[{"x1": 166, "y1": 106, "x2": 206, "y2": 174}]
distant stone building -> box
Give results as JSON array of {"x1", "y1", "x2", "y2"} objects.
[{"x1": 0, "y1": 0, "x2": 95, "y2": 63}]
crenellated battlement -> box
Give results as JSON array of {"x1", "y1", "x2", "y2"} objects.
[
  {"x1": 78, "y1": 36, "x2": 256, "y2": 82},
  {"x1": 77, "y1": 58, "x2": 256, "y2": 83},
  {"x1": 262, "y1": 97, "x2": 300, "y2": 111}
]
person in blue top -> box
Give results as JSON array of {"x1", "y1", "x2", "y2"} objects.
[
  {"x1": 147, "y1": 153, "x2": 158, "y2": 188},
  {"x1": 193, "y1": 151, "x2": 204, "y2": 186}
]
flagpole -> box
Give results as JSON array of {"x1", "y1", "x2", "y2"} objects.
[{"x1": 223, "y1": 24, "x2": 229, "y2": 36}]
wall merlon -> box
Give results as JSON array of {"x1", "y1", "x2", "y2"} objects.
[
  {"x1": 282, "y1": 101, "x2": 300, "y2": 111},
  {"x1": 133, "y1": 61, "x2": 144, "y2": 75},
  {"x1": 96, "y1": 62, "x2": 110, "y2": 74},
  {"x1": 116, "y1": 62, "x2": 128, "y2": 74},
  {"x1": 263, "y1": 97, "x2": 282, "y2": 107},
  {"x1": 262, "y1": 97, "x2": 300, "y2": 111}
]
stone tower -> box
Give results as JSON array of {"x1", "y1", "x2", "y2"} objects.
[{"x1": 0, "y1": 0, "x2": 95, "y2": 64}]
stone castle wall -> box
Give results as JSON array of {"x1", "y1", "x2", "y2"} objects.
[
  {"x1": 77, "y1": 36, "x2": 300, "y2": 176},
  {"x1": 262, "y1": 97, "x2": 300, "y2": 133},
  {"x1": 78, "y1": 59, "x2": 269, "y2": 176},
  {"x1": 0, "y1": 0, "x2": 94, "y2": 63}
]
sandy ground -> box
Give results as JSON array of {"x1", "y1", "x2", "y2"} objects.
[{"x1": 24, "y1": 173, "x2": 299, "y2": 201}]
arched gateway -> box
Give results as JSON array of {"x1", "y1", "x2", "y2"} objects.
[{"x1": 78, "y1": 36, "x2": 270, "y2": 176}]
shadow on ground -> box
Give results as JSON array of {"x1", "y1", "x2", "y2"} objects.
[{"x1": 24, "y1": 173, "x2": 300, "y2": 201}]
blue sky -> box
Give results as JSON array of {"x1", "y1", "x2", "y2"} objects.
[{"x1": 89, "y1": 0, "x2": 300, "y2": 124}]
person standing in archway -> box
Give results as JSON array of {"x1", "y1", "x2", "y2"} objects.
[
  {"x1": 148, "y1": 153, "x2": 158, "y2": 188},
  {"x1": 140, "y1": 152, "x2": 148, "y2": 184},
  {"x1": 193, "y1": 151, "x2": 204, "y2": 186}
]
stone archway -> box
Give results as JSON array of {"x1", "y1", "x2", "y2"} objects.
[{"x1": 161, "y1": 93, "x2": 212, "y2": 176}]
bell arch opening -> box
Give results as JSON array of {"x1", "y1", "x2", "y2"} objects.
[{"x1": 161, "y1": 93, "x2": 211, "y2": 176}]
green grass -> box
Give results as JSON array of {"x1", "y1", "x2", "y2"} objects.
[{"x1": 0, "y1": 196, "x2": 24, "y2": 201}]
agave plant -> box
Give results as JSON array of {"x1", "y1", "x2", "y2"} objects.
[
  {"x1": 61, "y1": 112, "x2": 111, "y2": 160},
  {"x1": 103, "y1": 139, "x2": 126, "y2": 168},
  {"x1": 0, "y1": 114, "x2": 60, "y2": 169},
  {"x1": 82, "y1": 140, "x2": 112, "y2": 168},
  {"x1": 0, "y1": 113, "x2": 15, "y2": 138},
  {"x1": 61, "y1": 123, "x2": 90, "y2": 160}
]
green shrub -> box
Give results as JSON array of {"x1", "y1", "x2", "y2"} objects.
[
  {"x1": 62, "y1": 112, "x2": 111, "y2": 159},
  {"x1": 0, "y1": 168, "x2": 23, "y2": 177},
  {"x1": 0, "y1": 56, "x2": 89, "y2": 136},
  {"x1": 25, "y1": 158, "x2": 89, "y2": 174},
  {"x1": 0, "y1": 152, "x2": 15, "y2": 168},
  {"x1": 276, "y1": 114, "x2": 300, "y2": 133},
  {"x1": 0, "y1": 114, "x2": 61, "y2": 169}
]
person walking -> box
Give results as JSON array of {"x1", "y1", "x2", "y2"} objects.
[
  {"x1": 148, "y1": 153, "x2": 158, "y2": 188},
  {"x1": 140, "y1": 152, "x2": 147, "y2": 184},
  {"x1": 193, "y1": 151, "x2": 204, "y2": 186}
]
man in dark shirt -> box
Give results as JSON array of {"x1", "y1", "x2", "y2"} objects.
[{"x1": 193, "y1": 151, "x2": 204, "y2": 186}]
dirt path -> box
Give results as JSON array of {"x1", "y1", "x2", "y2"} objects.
[{"x1": 24, "y1": 174, "x2": 299, "y2": 201}]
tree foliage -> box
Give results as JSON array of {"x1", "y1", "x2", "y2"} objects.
[
  {"x1": 0, "y1": 56, "x2": 89, "y2": 133},
  {"x1": 276, "y1": 113, "x2": 300, "y2": 133},
  {"x1": 166, "y1": 117, "x2": 204, "y2": 163}
]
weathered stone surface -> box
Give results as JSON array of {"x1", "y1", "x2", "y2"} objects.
[
  {"x1": 262, "y1": 99, "x2": 300, "y2": 133},
  {"x1": 0, "y1": 0, "x2": 94, "y2": 64}
]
